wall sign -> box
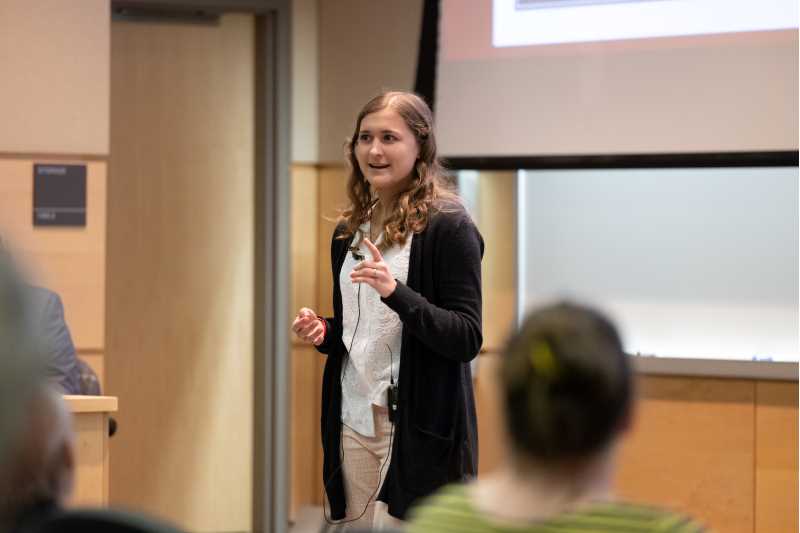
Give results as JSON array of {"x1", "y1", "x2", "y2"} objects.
[{"x1": 33, "y1": 164, "x2": 87, "y2": 226}]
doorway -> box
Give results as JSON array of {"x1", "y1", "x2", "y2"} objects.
[{"x1": 107, "y1": 4, "x2": 290, "y2": 531}]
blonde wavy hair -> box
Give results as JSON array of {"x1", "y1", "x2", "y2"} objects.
[{"x1": 338, "y1": 91, "x2": 460, "y2": 250}]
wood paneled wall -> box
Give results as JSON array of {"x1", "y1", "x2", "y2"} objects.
[
  {"x1": 288, "y1": 163, "x2": 352, "y2": 517},
  {"x1": 290, "y1": 164, "x2": 323, "y2": 516},
  {"x1": 66, "y1": 396, "x2": 117, "y2": 507},
  {"x1": 755, "y1": 382, "x2": 798, "y2": 533},
  {"x1": 0, "y1": 160, "x2": 107, "y2": 364},
  {"x1": 475, "y1": 171, "x2": 516, "y2": 351},
  {"x1": 615, "y1": 377, "x2": 756, "y2": 532},
  {"x1": 290, "y1": 164, "x2": 799, "y2": 533}
]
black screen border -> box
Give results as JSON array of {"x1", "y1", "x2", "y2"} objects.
[{"x1": 445, "y1": 151, "x2": 799, "y2": 171}]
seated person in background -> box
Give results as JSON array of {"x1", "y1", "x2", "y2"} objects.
[
  {"x1": 0, "y1": 236, "x2": 84, "y2": 394},
  {"x1": 408, "y1": 302, "x2": 707, "y2": 533},
  {"x1": 74, "y1": 357, "x2": 101, "y2": 396},
  {"x1": 25, "y1": 286, "x2": 83, "y2": 395}
]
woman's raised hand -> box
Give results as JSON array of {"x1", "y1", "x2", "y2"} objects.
[
  {"x1": 350, "y1": 238, "x2": 397, "y2": 298},
  {"x1": 292, "y1": 307, "x2": 326, "y2": 346}
]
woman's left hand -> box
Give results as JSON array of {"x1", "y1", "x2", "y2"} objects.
[{"x1": 350, "y1": 238, "x2": 397, "y2": 298}]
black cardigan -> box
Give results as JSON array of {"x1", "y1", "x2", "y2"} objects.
[{"x1": 316, "y1": 206, "x2": 484, "y2": 520}]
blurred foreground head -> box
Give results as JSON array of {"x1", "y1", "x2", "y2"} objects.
[
  {"x1": 0, "y1": 251, "x2": 45, "y2": 456},
  {"x1": 500, "y1": 302, "x2": 632, "y2": 464},
  {"x1": 0, "y1": 386, "x2": 75, "y2": 515},
  {"x1": 0, "y1": 253, "x2": 73, "y2": 522}
]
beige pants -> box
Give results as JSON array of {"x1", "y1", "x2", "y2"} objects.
[{"x1": 335, "y1": 405, "x2": 405, "y2": 531}]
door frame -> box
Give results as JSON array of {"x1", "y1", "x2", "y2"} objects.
[{"x1": 111, "y1": 2, "x2": 292, "y2": 532}]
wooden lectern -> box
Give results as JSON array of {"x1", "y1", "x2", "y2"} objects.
[{"x1": 63, "y1": 395, "x2": 118, "y2": 506}]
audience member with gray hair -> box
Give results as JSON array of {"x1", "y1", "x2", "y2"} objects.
[
  {"x1": 0, "y1": 252, "x2": 45, "y2": 453},
  {"x1": 0, "y1": 253, "x2": 56, "y2": 529},
  {"x1": 1, "y1": 385, "x2": 75, "y2": 531}
]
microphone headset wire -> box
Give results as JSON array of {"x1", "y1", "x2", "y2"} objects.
[{"x1": 321, "y1": 246, "x2": 397, "y2": 527}]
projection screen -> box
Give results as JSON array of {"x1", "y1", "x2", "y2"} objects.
[
  {"x1": 439, "y1": 0, "x2": 799, "y2": 377},
  {"x1": 436, "y1": 0, "x2": 799, "y2": 157}
]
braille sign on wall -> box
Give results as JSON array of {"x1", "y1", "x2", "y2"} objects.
[{"x1": 33, "y1": 164, "x2": 87, "y2": 226}]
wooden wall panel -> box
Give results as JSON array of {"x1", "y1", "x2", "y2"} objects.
[
  {"x1": 475, "y1": 171, "x2": 516, "y2": 352},
  {"x1": 69, "y1": 410, "x2": 110, "y2": 507},
  {"x1": 0, "y1": 158, "x2": 106, "y2": 352},
  {"x1": 107, "y1": 15, "x2": 255, "y2": 532},
  {"x1": 0, "y1": 0, "x2": 109, "y2": 155},
  {"x1": 291, "y1": 165, "x2": 321, "y2": 322},
  {"x1": 287, "y1": 164, "x2": 357, "y2": 513},
  {"x1": 615, "y1": 377, "x2": 756, "y2": 533},
  {"x1": 316, "y1": 166, "x2": 349, "y2": 318},
  {"x1": 290, "y1": 164, "x2": 323, "y2": 515},
  {"x1": 312, "y1": 165, "x2": 349, "y2": 505},
  {"x1": 291, "y1": 344, "x2": 324, "y2": 512},
  {"x1": 755, "y1": 381, "x2": 798, "y2": 533},
  {"x1": 66, "y1": 397, "x2": 116, "y2": 508},
  {"x1": 471, "y1": 171, "x2": 517, "y2": 477},
  {"x1": 474, "y1": 352, "x2": 507, "y2": 476}
]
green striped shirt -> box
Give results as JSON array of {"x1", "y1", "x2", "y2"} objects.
[{"x1": 408, "y1": 484, "x2": 707, "y2": 533}]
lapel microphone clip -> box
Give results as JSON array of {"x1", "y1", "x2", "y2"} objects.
[{"x1": 349, "y1": 246, "x2": 365, "y2": 261}]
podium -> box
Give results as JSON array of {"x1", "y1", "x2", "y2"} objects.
[{"x1": 63, "y1": 395, "x2": 118, "y2": 506}]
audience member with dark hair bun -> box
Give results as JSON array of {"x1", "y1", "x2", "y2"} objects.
[
  {"x1": 409, "y1": 302, "x2": 707, "y2": 533},
  {"x1": 501, "y1": 302, "x2": 631, "y2": 461}
]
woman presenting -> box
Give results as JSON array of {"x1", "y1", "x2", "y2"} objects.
[{"x1": 292, "y1": 91, "x2": 483, "y2": 529}]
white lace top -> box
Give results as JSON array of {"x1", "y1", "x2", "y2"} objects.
[{"x1": 340, "y1": 223, "x2": 412, "y2": 437}]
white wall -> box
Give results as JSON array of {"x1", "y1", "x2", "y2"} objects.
[
  {"x1": 317, "y1": 0, "x2": 423, "y2": 163},
  {"x1": 0, "y1": 0, "x2": 109, "y2": 155},
  {"x1": 292, "y1": 0, "x2": 319, "y2": 163},
  {"x1": 518, "y1": 166, "x2": 799, "y2": 362}
]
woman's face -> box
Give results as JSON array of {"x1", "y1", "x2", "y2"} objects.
[{"x1": 354, "y1": 107, "x2": 420, "y2": 199}]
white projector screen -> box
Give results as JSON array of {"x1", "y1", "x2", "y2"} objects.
[
  {"x1": 436, "y1": 0, "x2": 799, "y2": 157},
  {"x1": 516, "y1": 166, "x2": 799, "y2": 370}
]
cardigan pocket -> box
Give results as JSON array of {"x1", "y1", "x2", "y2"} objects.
[{"x1": 402, "y1": 423, "x2": 453, "y2": 496}]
